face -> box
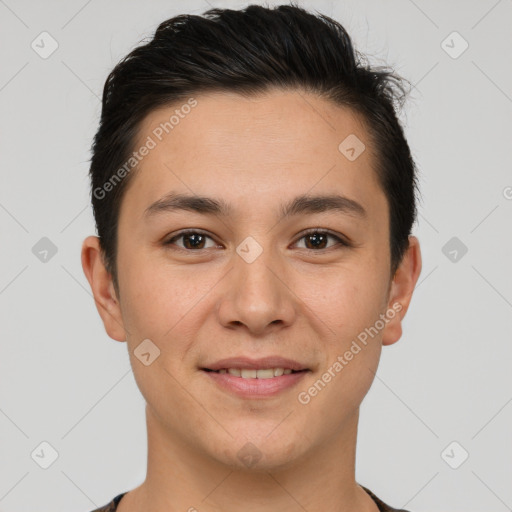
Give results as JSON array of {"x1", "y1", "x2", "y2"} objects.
[{"x1": 83, "y1": 88, "x2": 421, "y2": 471}]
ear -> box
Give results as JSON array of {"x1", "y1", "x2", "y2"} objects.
[
  {"x1": 381, "y1": 235, "x2": 422, "y2": 346},
  {"x1": 81, "y1": 235, "x2": 127, "y2": 342}
]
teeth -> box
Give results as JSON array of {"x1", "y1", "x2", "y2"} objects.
[
  {"x1": 217, "y1": 368, "x2": 297, "y2": 378},
  {"x1": 253, "y1": 369, "x2": 274, "y2": 379}
]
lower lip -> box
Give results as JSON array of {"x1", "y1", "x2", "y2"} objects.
[{"x1": 202, "y1": 370, "x2": 309, "y2": 398}]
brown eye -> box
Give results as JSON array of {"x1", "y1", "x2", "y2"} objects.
[
  {"x1": 164, "y1": 229, "x2": 349, "y2": 252},
  {"x1": 165, "y1": 231, "x2": 217, "y2": 250},
  {"x1": 295, "y1": 230, "x2": 348, "y2": 250}
]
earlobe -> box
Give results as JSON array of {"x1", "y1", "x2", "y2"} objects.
[
  {"x1": 381, "y1": 236, "x2": 422, "y2": 346},
  {"x1": 81, "y1": 235, "x2": 127, "y2": 342}
]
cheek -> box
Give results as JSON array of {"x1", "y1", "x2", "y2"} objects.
[
  {"x1": 119, "y1": 256, "x2": 221, "y2": 375},
  {"x1": 118, "y1": 263, "x2": 200, "y2": 408},
  {"x1": 296, "y1": 272, "x2": 384, "y2": 420},
  {"x1": 293, "y1": 260, "x2": 387, "y2": 397},
  {"x1": 296, "y1": 260, "x2": 388, "y2": 334},
  {"x1": 118, "y1": 250, "x2": 194, "y2": 335}
]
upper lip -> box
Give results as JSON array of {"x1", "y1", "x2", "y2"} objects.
[{"x1": 202, "y1": 356, "x2": 308, "y2": 372}]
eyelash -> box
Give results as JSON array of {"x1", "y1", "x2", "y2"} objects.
[{"x1": 163, "y1": 228, "x2": 350, "y2": 252}]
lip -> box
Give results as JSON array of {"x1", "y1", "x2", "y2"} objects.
[
  {"x1": 201, "y1": 356, "x2": 308, "y2": 372},
  {"x1": 202, "y1": 368, "x2": 309, "y2": 398}
]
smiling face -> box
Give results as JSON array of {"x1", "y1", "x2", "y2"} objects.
[{"x1": 83, "y1": 88, "x2": 420, "y2": 472}]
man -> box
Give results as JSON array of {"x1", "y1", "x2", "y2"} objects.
[{"x1": 81, "y1": 3, "x2": 422, "y2": 511}]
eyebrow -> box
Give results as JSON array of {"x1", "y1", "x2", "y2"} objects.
[{"x1": 144, "y1": 191, "x2": 367, "y2": 221}]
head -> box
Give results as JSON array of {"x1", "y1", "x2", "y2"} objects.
[{"x1": 82, "y1": 3, "x2": 421, "y2": 471}]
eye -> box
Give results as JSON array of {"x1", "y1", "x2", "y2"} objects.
[
  {"x1": 163, "y1": 229, "x2": 350, "y2": 252},
  {"x1": 293, "y1": 229, "x2": 349, "y2": 251},
  {"x1": 164, "y1": 230, "x2": 219, "y2": 251}
]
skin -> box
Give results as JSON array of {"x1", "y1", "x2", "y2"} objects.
[{"x1": 82, "y1": 88, "x2": 421, "y2": 512}]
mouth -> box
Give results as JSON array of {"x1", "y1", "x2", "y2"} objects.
[
  {"x1": 199, "y1": 356, "x2": 311, "y2": 397},
  {"x1": 201, "y1": 368, "x2": 308, "y2": 379},
  {"x1": 200, "y1": 367, "x2": 310, "y2": 398}
]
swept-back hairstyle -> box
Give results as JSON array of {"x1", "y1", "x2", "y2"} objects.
[{"x1": 89, "y1": 2, "x2": 419, "y2": 293}]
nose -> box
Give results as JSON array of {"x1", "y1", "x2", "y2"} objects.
[{"x1": 216, "y1": 244, "x2": 297, "y2": 336}]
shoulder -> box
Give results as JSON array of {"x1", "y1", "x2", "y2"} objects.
[
  {"x1": 89, "y1": 488, "x2": 409, "y2": 512},
  {"x1": 361, "y1": 486, "x2": 412, "y2": 512},
  {"x1": 88, "y1": 492, "x2": 127, "y2": 512}
]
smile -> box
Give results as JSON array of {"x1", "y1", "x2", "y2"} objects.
[
  {"x1": 201, "y1": 368, "x2": 309, "y2": 398},
  {"x1": 203, "y1": 367, "x2": 304, "y2": 378}
]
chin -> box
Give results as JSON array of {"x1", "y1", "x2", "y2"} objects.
[{"x1": 213, "y1": 435, "x2": 302, "y2": 472}]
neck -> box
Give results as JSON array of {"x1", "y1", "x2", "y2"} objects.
[{"x1": 121, "y1": 405, "x2": 378, "y2": 512}]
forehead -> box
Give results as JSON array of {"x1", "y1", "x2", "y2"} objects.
[{"x1": 121, "y1": 88, "x2": 384, "y2": 220}]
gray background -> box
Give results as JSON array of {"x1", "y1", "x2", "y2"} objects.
[{"x1": 1, "y1": 0, "x2": 511, "y2": 511}]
